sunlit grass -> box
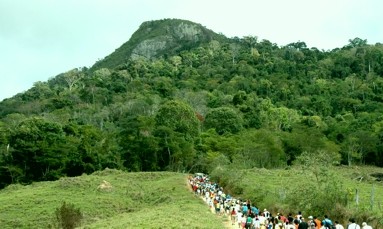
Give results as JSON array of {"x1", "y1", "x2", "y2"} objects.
[
  {"x1": 217, "y1": 165, "x2": 383, "y2": 227},
  {"x1": 0, "y1": 169, "x2": 225, "y2": 229}
]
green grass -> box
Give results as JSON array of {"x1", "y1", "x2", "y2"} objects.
[
  {"x1": 213, "y1": 165, "x2": 383, "y2": 227},
  {"x1": 1, "y1": 166, "x2": 382, "y2": 228},
  {"x1": 333, "y1": 165, "x2": 383, "y2": 208},
  {"x1": 0, "y1": 169, "x2": 226, "y2": 229},
  {"x1": 229, "y1": 165, "x2": 383, "y2": 208}
]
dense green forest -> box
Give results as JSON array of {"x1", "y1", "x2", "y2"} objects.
[{"x1": 1, "y1": 18, "x2": 383, "y2": 189}]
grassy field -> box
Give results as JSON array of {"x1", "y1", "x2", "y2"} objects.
[
  {"x1": 0, "y1": 169, "x2": 227, "y2": 229},
  {"x1": 213, "y1": 165, "x2": 383, "y2": 227},
  {"x1": 1, "y1": 166, "x2": 382, "y2": 228}
]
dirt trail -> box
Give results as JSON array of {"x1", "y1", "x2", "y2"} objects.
[
  {"x1": 186, "y1": 177, "x2": 236, "y2": 229},
  {"x1": 202, "y1": 195, "x2": 236, "y2": 229}
]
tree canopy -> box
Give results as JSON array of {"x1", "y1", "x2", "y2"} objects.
[{"x1": 0, "y1": 18, "x2": 383, "y2": 188}]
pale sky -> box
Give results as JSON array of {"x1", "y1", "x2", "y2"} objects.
[{"x1": 1, "y1": 0, "x2": 382, "y2": 101}]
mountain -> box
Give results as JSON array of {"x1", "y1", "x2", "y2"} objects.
[
  {"x1": 1, "y1": 18, "x2": 383, "y2": 226},
  {"x1": 90, "y1": 18, "x2": 227, "y2": 71},
  {"x1": 1, "y1": 17, "x2": 383, "y2": 191}
]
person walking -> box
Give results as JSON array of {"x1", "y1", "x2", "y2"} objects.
[
  {"x1": 347, "y1": 218, "x2": 360, "y2": 229},
  {"x1": 307, "y1": 216, "x2": 316, "y2": 229},
  {"x1": 313, "y1": 217, "x2": 321, "y2": 229},
  {"x1": 322, "y1": 215, "x2": 334, "y2": 229},
  {"x1": 334, "y1": 221, "x2": 344, "y2": 229},
  {"x1": 298, "y1": 218, "x2": 309, "y2": 229},
  {"x1": 361, "y1": 222, "x2": 372, "y2": 229},
  {"x1": 231, "y1": 207, "x2": 237, "y2": 225}
]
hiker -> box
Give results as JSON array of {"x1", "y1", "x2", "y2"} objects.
[
  {"x1": 298, "y1": 217, "x2": 309, "y2": 229},
  {"x1": 313, "y1": 216, "x2": 321, "y2": 229},
  {"x1": 245, "y1": 214, "x2": 253, "y2": 229},
  {"x1": 335, "y1": 221, "x2": 344, "y2": 229},
  {"x1": 241, "y1": 213, "x2": 247, "y2": 229},
  {"x1": 322, "y1": 215, "x2": 334, "y2": 228},
  {"x1": 258, "y1": 212, "x2": 266, "y2": 226},
  {"x1": 242, "y1": 203, "x2": 249, "y2": 216},
  {"x1": 347, "y1": 218, "x2": 360, "y2": 229},
  {"x1": 237, "y1": 212, "x2": 243, "y2": 229},
  {"x1": 361, "y1": 222, "x2": 372, "y2": 229},
  {"x1": 267, "y1": 217, "x2": 275, "y2": 229},
  {"x1": 307, "y1": 216, "x2": 316, "y2": 229},
  {"x1": 287, "y1": 213, "x2": 294, "y2": 224},
  {"x1": 294, "y1": 219, "x2": 300, "y2": 229},
  {"x1": 285, "y1": 220, "x2": 295, "y2": 229},
  {"x1": 296, "y1": 211, "x2": 303, "y2": 223},
  {"x1": 276, "y1": 213, "x2": 286, "y2": 223},
  {"x1": 214, "y1": 199, "x2": 219, "y2": 214},
  {"x1": 263, "y1": 208, "x2": 270, "y2": 219},
  {"x1": 253, "y1": 216, "x2": 261, "y2": 229},
  {"x1": 231, "y1": 206, "x2": 237, "y2": 225},
  {"x1": 252, "y1": 205, "x2": 259, "y2": 215}
]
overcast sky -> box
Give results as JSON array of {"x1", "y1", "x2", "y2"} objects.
[{"x1": 1, "y1": 0, "x2": 382, "y2": 101}]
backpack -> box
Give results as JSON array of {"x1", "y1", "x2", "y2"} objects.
[{"x1": 324, "y1": 220, "x2": 335, "y2": 229}]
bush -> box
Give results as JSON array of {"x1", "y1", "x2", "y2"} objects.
[{"x1": 54, "y1": 201, "x2": 83, "y2": 229}]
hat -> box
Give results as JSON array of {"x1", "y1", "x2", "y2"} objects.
[
  {"x1": 264, "y1": 208, "x2": 267, "y2": 211},
  {"x1": 308, "y1": 216, "x2": 313, "y2": 220},
  {"x1": 362, "y1": 222, "x2": 367, "y2": 226}
]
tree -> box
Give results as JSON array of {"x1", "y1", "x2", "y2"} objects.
[
  {"x1": 291, "y1": 151, "x2": 347, "y2": 216},
  {"x1": 154, "y1": 100, "x2": 200, "y2": 171},
  {"x1": 233, "y1": 129, "x2": 285, "y2": 168},
  {"x1": 8, "y1": 117, "x2": 66, "y2": 183},
  {"x1": 204, "y1": 107, "x2": 243, "y2": 135},
  {"x1": 152, "y1": 77, "x2": 175, "y2": 98},
  {"x1": 155, "y1": 100, "x2": 200, "y2": 139},
  {"x1": 346, "y1": 37, "x2": 368, "y2": 48},
  {"x1": 243, "y1": 35, "x2": 258, "y2": 55},
  {"x1": 229, "y1": 43, "x2": 241, "y2": 64},
  {"x1": 169, "y1": 55, "x2": 182, "y2": 73},
  {"x1": 281, "y1": 124, "x2": 340, "y2": 164},
  {"x1": 118, "y1": 115, "x2": 159, "y2": 171},
  {"x1": 63, "y1": 68, "x2": 84, "y2": 91},
  {"x1": 21, "y1": 81, "x2": 54, "y2": 101}
]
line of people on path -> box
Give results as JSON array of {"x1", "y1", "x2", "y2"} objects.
[{"x1": 189, "y1": 173, "x2": 374, "y2": 229}]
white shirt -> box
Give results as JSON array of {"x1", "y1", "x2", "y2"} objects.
[
  {"x1": 285, "y1": 224, "x2": 295, "y2": 229},
  {"x1": 362, "y1": 225, "x2": 373, "y2": 229},
  {"x1": 258, "y1": 215, "x2": 266, "y2": 225},
  {"x1": 237, "y1": 214, "x2": 243, "y2": 223},
  {"x1": 336, "y1": 224, "x2": 345, "y2": 229},
  {"x1": 235, "y1": 204, "x2": 240, "y2": 213},
  {"x1": 241, "y1": 215, "x2": 247, "y2": 224},
  {"x1": 253, "y1": 219, "x2": 260, "y2": 228},
  {"x1": 348, "y1": 223, "x2": 361, "y2": 229}
]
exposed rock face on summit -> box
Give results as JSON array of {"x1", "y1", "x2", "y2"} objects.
[
  {"x1": 91, "y1": 19, "x2": 225, "y2": 71},
  {"x1": 130, "y1": 22, "x2": 202, "y2": 60}
]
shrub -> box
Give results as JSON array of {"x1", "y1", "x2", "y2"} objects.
[{"x1": 54, "y1": 201, "x2": 83, "y2": 229}]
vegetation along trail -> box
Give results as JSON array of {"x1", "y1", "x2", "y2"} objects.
[{"x1": 189, "y1": 170, "x2": 383, "y2": 229}]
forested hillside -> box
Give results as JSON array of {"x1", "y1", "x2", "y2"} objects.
[{"x1": 1, "y1": 18, "x2": 383, "y2": 188}]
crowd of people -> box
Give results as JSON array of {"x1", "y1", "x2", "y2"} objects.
[{"x1": 189, "y1": 173, "x2": 374, "y2": 229}]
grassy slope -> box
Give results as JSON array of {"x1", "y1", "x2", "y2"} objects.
[
  {"x1": 225, "y1": 165, "x2": 383, "y2": 226},
  {"x1": 0, "y1": 169, "x2": 225, "y2": 229}
]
